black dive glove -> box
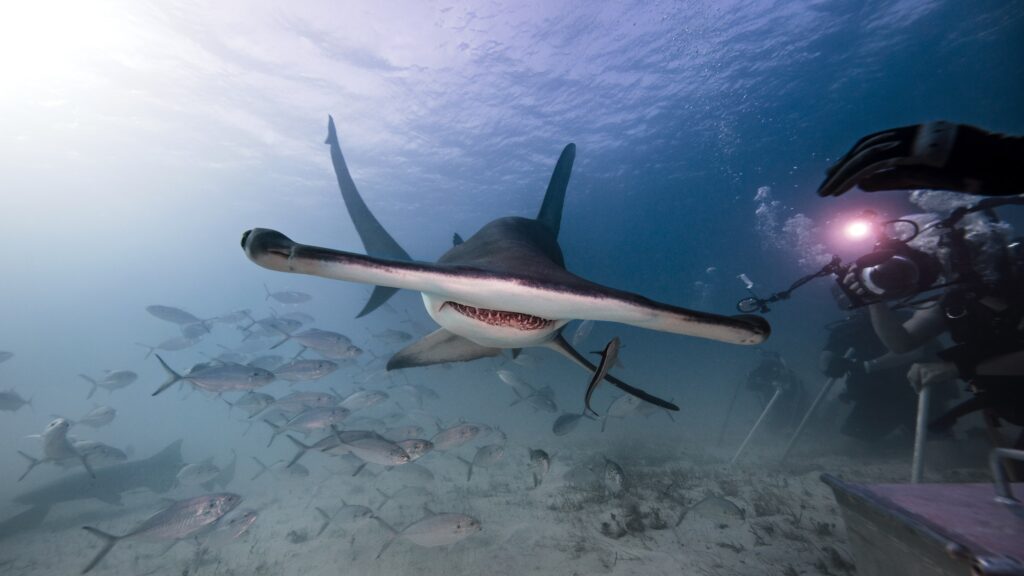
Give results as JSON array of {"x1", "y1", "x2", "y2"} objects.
[{"x1": 818, "y1": 122, "x2": 1024, "y2": 197}]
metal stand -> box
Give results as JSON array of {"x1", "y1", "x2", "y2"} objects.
[
  {"x1": 911, "y1": 384, "x2": 932, "y2": 484},
  {"x1": 730, "y1": 385, "x2": 782, "y2": 465},
  {"x1": 780, "y1": 348, "x2": 854, "y2": 463}
]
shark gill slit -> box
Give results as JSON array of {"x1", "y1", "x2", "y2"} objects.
[{"x1": 442, "y1": 301, "x2": 554, "y2": 331}]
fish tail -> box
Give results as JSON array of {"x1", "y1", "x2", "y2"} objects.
[
  {"x1": 269, "y1": 325, "x2": 292, "y2": 350},
  {"x1": 17, "y1": 450, "x2": 40, "y2": 482},
  {"x1": 79, "y1": 374, "x2": 99, "y2": 399},
  {"x1": 264, "y1": 420, "x2": 283, "y2": 448},
  {"x1": 151, "y1": 355, "x2": 183, "y2": 397},
  {"x1": 314, "y1": 507, "x2": 331, "y2": 538},
  {"x1": 285, "y1": 435, "x2": 310, "y2": 468},
  {"x1": 373, "y1": 517, "x2": 400, "y2": 559},
  {"x1": 264, "y1": 283, "x2": 272, "y2": 300},
  {"x1": 455, "y1": 456, "x2": 473, "y2": 482},
  {"x1": 351, "y1": 462, "x2": 367, "y2": 477},
  {"x1": 375, "y1": 488, "x2": 393, "y2": 510},
  {"x1": 134, "y1": 342, "x2": 155, "y2": 359},
  {"x1": 81, "y1": 526, "x2": 121, "y2": 573},
  {"x1": 250, "y1": 457, "x2": 269, "y2": 480}
]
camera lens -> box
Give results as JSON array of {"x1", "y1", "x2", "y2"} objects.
[{"x1": 860, "y1": 256, "x2": 920, "y2": 296}]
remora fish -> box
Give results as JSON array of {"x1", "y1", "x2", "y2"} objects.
[
  {"x1": 584, "y1": 337, "x2": 620, "y2": 416},
  {"x1": 374, "y1": 508, "x2": 482, "y2": 558},
  {"x1": 152, "y1": 355, "x2": 275, "y2": 396},
  {"x1": 81, "y1": 492, "x2": 242, "y2": 573},
  {"x1": 241, "y1": 117, "x2": 769, "y2": 413}
]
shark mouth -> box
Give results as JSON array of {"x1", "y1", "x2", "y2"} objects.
[{"x1": 442, "y1": 301, "x2": 554, "y2": 331}]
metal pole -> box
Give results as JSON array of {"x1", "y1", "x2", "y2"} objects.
[
  {"x1": 780, "y1": 348, "x2": 854, "y2": 463},
  {"x1": 911, "y1": 385, "x2": 932, "y2": 484},
  {"x1": 780, "y1": 377, "x2": 837, "y2": 463},
  {"x1": 730, "y1": 386, "x2": 782, "y2": 465},
  {"x1": 717, "y1": 379, "x2": 745, "y2": 447}
]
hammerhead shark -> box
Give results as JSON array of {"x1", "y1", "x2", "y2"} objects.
[{"x1": 241, "y1": 117, "x2": 769, "y2": 410}]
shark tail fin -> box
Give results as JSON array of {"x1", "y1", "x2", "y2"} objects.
[
  {"x1": 325, "y1": 115, "x2": 411, "y2": 318},
  {"x1": 151, "y1": 355, "x2": 183, "y2": 397},
  {"x1": 81, "y1": 526, "x2": 122, "y2": 573},
  {"x1": 535, "y1": 143, "x2": 576, "y2": 239},
  {"x1": 17, "y1": 451, "x2": 40, "y2": 482}
]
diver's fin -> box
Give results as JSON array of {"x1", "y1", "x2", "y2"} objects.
[
  {"x1": 543, "y1": 334, "x2": 678, "y2": 412},
  {"x1": 386, "y1": 328, "x2": 502, "y2": 371},
  {"x1": 325, "y1": 115, "x2": 410, "y2": 317},
  {"x1": 536, "y1": 143, "x2": 576, "y2": 239}
]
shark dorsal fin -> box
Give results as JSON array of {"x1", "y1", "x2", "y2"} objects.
[
  {"x1": 536, "y1": 143, "x2": 576, "y2": 239},
  {"x1": 325, "y1": 116, "x2": 411, "y2": 317}
]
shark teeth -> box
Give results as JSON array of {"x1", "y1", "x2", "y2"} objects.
[{"x1": 443, "y1": 301, "x2": 554, "y2": 331}]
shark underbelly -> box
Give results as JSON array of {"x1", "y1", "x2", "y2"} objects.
[{"x1": 422, "y1": 293, "x2": 569, "y2": 348}]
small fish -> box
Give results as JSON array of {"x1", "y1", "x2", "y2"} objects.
[
  {"x1": 57, "y1": 441, "x2": 127, "y2": 469},
  {"x1": 458, "y1": 444, "x2": 505, "y2": 481},
  {"x1": 383, "y1": 424, "x2": 426, "y2": 440},
  {"x1": 316, "y1": 500, "x2": 375, "y2": 537},
  {"x1": 152, "y1": 355, "x2": 275, "y2": 396},
  {"x1": 396, "y1": 439, "x2": 433, "y2": 462},
  {"x1": 584, "y1": 337, "x2": 620, "y2": 416},
  {"x1": 264, "y1": 284, "x2": 312, "y2": 304},
  {"x1": 552, "y1": 412, "x2": 584, "y2": 436},
  {"x1": 135, "y1": 337, "x2": 199, "y2": 358},
  {"x1": 176, "y1": 458, "x2": 222, "y2": 486},
  {"x1": 333, "y1": 427, "x2": 411, "y2": 467},
  {"x1": 511, "y1": 390, "x2": 557, "y2": 413},
  {"x1": 496, "y1": 369, "x2": 536, "y2": 399},
  {"x1": 678, "y1": 495, "x2": 745, "y2": 526},
  {"x1": 72, "y1": 405, "x2": 117, "y2": 428},
  {"x1": 145, "y1": 305, "x2": 204, "y2": 326},
  {"x1": 0, "y1": 389, "x2": 31, "y2": 412},
  {"x1": 528, "y1": 449, "x2": 550, "y2": 488},
  {"x1": 371, "y1": 328, "x2": 413, "y2": 344},
  {"x1": 223, "y1": 391, "x2": 275, "y2": 418},
  {"x1": 214, "y1": 309, "x2": 252, "y2": 325},
  {"x1": 79, "y1": 370, "x2": 138, "y2": 398},
  {"x1": 376, "y1": 486, "x2": 433, "y2": 510},
  {"x1": 572, "y1": 319, "x2": 595, "y2": 347},
  {"x1": 81, "y1": 493, "x2": 242, "y2": 573},
  {"x1": 280, "y1": 311, "x2": 315, "y2": 325},
  {"x1": 338, "y1": 389, "x2": 389, "y2": 412},
  {"x1": 431, "y1": 423, "x2": 483, "y2": 451},
  {"x1": 273, "y1": 359, "x2": 339, "y2": 382},
  {"x1": 270, "y1": 327, "x2": 351, "y2": 351},
  {"x1": 603, "y1": 457, "x2": 625, "y2": 497},
  {"x1": 247, "y1": 355, "x2": 285, "y2": 371},
  {"x1": 250, "y1": 457, "x2": 308, "y2": 480},
  {"x1": 375, "y1": 509, "x2": 482, "y2": 558},
  {"x1": 205, "y1": 508, "x2": 259, "y2": 545},
  {"x1": 265, "y1": 407, "x2": 350, "y2": 447}
]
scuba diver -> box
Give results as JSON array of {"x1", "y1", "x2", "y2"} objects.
[
  {"x1": 815, "y1": 123, "x2": 1024, "y2": 466},
  {"x1": 820, "y1": 296, "x2": 956, "y2": 444},
  {"x1": 742, "y1": 350, "x2": 807, "y2": 434},
  {"x1": 817, "y1": 121, "x2": 1024, "y2": 198}
]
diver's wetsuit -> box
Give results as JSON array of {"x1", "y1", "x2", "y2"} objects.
[{"x1": 823, "y1": 314, "x2": 954, "y2": 443}]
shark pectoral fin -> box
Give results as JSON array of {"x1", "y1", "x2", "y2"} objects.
[
  {"x1": 386, "y1": 329, "x2": 502, "y2": 371},
  {"x1": 543, "y1": 334, "x2": 679, "y2": 412},
  {"x1": 358, "y1": 286, "x2": 401, "y2": 318}
]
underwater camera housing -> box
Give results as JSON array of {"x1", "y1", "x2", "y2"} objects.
[{"x1": 737, "y1": 218, "x2": 944, "y2": 313}]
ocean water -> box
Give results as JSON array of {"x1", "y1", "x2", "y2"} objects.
[{"x1": 0, "y1": 1, "x2": 1022, "y2": 574}]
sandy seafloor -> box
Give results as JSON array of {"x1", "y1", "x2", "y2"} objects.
[{"x1": 0, "y1": 412, "x2": 994, "y2": 576}]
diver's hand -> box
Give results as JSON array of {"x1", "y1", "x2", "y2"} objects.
[
  {"x1": 905, "y1": 361, "x2": 958, "y2": 394},
  {"x1": 819, "y1": 121, "x2": 963, "y2": 197},
  {"x1": 842, "y1": 271, "x2": 869, "y2": 298}
]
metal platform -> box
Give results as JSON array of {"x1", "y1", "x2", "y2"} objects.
[{"x1": 823, "y1": 449, "x2": 1024, "y2": 576}]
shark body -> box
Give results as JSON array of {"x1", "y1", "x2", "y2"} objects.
[{"x1": 242, "y1": 117, "x2": 769, "y2": 410}]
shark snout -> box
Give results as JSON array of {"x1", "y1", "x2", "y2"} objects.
[{"x1": 242, "y1": 228, "x2": 298, "y2": 270}]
